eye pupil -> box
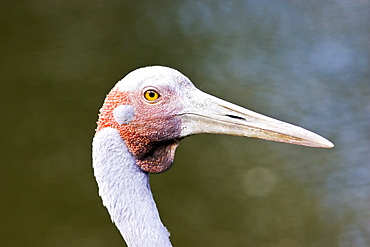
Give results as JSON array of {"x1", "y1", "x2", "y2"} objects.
[{"x1": 144, "y1": 89, "x2": 160, "y2": 101}]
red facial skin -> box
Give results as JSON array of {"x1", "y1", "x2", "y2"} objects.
[{"x1": 96, "y1": 88, "x2": 182, "y2": 173}]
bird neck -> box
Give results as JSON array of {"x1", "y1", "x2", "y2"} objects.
[{"x1": 92, "y1": 127, "x2": 172, "y2": 247}]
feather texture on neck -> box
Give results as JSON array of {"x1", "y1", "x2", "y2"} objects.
[{"x1": 92, "y1": 127, "x2": 172, "y2": 247}]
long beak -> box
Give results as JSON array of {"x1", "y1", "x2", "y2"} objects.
[{"x1": 180, "y1": 90, "x2": 334, "y2": 148}]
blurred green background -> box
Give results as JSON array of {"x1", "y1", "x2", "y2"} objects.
[{"x1": 1, "y1": 1, "x2": 369, "y2": 246}]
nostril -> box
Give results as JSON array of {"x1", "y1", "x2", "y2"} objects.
[{"x1": 225, "y1": 114, "x2": 245, "y2": 120}]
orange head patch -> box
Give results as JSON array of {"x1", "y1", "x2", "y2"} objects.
[{"x1": 96, "y1": 89, "x2": 182, "y2": 173}]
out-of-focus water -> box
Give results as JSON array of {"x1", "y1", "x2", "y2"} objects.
[{"x1": 1, "y1": 1, "x2": 369, "y2": 246}]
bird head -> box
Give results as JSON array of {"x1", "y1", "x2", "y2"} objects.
[{"x1": 96, "y1": 66, "x2": 333, "y2": 173}]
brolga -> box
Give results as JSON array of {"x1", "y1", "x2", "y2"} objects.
[{"x1": 92, "y1": 66, "x2": 333, "y2": 247}]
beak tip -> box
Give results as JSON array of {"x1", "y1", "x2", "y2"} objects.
[
  {"x1": 318, "y1": 138, "x2": 335, "y2": 148},
  {"x1": 325, "y1": 141, "x2": 335, "y2": 149}
]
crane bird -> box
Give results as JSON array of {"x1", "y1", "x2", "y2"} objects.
[{"x1": 92, "y1": 66, "x2": 333, "y2": 247}]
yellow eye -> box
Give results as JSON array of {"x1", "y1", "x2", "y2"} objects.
[{"x1": 144, "y1": 90, "x2": 160, "y2": 102}]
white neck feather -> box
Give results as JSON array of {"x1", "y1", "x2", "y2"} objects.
[{"x1": 92, "y1": 127, "x2": 172, "y2": 247}]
